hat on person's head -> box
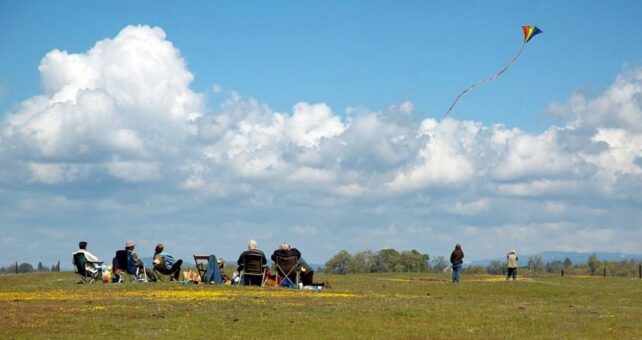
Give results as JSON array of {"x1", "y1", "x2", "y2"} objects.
[
  {"x1": 125, "y1": 240, "x2": 136, "y2": 248},
  {"x1": 155, "y1": 243, "x2": 164, "y2": 253}
]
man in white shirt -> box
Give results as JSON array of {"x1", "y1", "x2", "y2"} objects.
[{"x1": 73, "y1": 241, "x2": 101, "y2": 274}]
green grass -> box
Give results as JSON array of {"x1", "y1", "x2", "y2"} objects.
[{"x1": 1, "y1": 272, "x2": 640, "y2": 339}]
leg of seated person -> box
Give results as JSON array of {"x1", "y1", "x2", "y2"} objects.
[
  {"x1": 157, "y1": 267, "x2": 171, "y2": 275},
  {"x1": 301, "y1": 271, "x2": 314, "y2": 286},
  {"x1": 246, "y1": 276, "x2": 261, "y2": 286},
  {"x1": 169, "y1": 259, "x2": 183, "y2": 280}
]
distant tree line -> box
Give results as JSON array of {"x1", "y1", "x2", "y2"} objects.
[
  {"x1": 464, "y1": 253, "x2": 641, "y2": 277},
  {"x1": 324, "y1": 249, "x2": 430, "y2": 274},
  {"x1": 0, "y1": 261, "x2": 60, "y2": 274}
]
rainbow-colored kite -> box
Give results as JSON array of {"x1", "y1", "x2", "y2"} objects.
[
  {"x1": 522, "y1": 25, "x2": 543, "y2": 43},
  {"x1": 444, "y1": 26, "x2": 543, "y2": 117}
]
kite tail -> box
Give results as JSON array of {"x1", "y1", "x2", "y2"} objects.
[{"x1": 443, "y1": 42, "x2": 527, "y2": 117}]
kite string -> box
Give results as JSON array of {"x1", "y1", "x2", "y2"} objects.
[{"x1": 443, "y1": 42, "x2": 527, "y2": 117}]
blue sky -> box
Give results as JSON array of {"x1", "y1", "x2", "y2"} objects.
[
  {"x1": 1, "y1": 1, "x2": 642, "y2": 267},
  {"x1": 4, "y1": 1, "x2": 641, "y2": 129}
]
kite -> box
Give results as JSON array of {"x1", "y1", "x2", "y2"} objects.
[{"x1": 443, "y1": 25, "x2": 543, "y2": 117}]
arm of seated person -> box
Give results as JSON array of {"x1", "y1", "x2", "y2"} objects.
[{"x1": 153, "y1": 255, "x2": 166, "y2": 270}]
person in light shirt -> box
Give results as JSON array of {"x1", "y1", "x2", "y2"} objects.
[
  {"x1": 506, "y1": 250, "x2": 519, "y2": 281},
  {"x1": 73, "y1": 241, "x2": 101, "y2": 274}
]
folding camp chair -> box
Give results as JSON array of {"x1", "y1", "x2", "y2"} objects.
[
  {"x1": 275, "y1": 255, "x2": 300, "y2": 288},
  {"x1": 239, "y1": 252, "x2": 267, "y2": 286},
  {"x1": 193, "y1": 254, "x2": 225, "y2": 283},
  {"x1": 193, "y1": 255, "x2": 210, "y2": 282},
  {"x1": 112, "y1": 250, "x2": 148, "y2": 282},
  {"x1": 73, "y1": 252, "x2": 103, "y2": 284}
]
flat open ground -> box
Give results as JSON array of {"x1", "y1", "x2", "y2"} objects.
[{"x1": 0, "y1": 272, "x2": 640, "y2": 339}]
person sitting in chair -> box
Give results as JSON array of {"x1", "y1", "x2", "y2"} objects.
[
  {"x1": 236, "y1": 239, "x2": 268, "y2": 285},
  {"x1": 271, "y1": 243, "x2": 315, "y2": 286},
  {"x1": 125, "y1": 240, "x2": 156, "y2": 281},
  {"x1": 73, "y1": 241, "x2": 102, "y2": 274},
  {"x1": 153, "y1": 243, "x2": 183, "y2": 281},
  {"x1": 125, "y1": 240, "x2": 145, "y2": 270}
]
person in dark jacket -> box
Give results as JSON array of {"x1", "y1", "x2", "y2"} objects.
[
  {"x1": 236, "y1": 239, "x2": 268, "y2": 285},
  {"x1": 450, "y1": 244, "x2": 464, "y2": 282},
  {"x1": 271, "y1": 243, "x2": 315, "y2": 286}
]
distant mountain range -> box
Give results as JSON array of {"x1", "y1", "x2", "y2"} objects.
[{"x1": 468, "y1": 251, "x2": 642, "y2": 268}]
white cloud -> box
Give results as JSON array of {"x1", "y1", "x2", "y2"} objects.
[
  {"x1": 287, "y1": 166, "x2": 336, "y2": 184},
  {"x1": 2, "y1": 25, "x2": 203, "y2": 182},
  {"x1": 387, "y1": 118, "x2": 476, "y2": 192},
  {"x1": 106, "y1": 160, "x2": 161, "y2": 182},
  {"x1": 211, "y1": 84, "x2": 223, "y2": 93},
  {"x1": 28, "y1": 163, "x2": 64, "y2": 184},
  {"x1": 492, "y1": 128, "x2": 576, "y2": 181},
  {"x1": 449, "y1": 198, "x2": 490, "y2": 216},
  {"x1": 496, "y1": 179, "x2": 580, "y2": 197},
  {"x1": 548, "y1": 68, "x2": 642, "y2": 132},
  {"x1": 286, "y1": 102, "x2": 345, "y2": 148},
  {"x1": 587, "y1": 128, "x2": 642, "y2": 176}
]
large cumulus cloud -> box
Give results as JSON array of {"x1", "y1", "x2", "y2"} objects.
[
  {"x1": 1, "y1": 25, "x2": 642, "y2": 264},
  {"x1": 2, "y1": 25, "x2": 202, "y2": 183}
]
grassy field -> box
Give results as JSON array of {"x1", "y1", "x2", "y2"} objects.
[{"x1": 0, "y1": 271, "x2": 640, "y2": 339}]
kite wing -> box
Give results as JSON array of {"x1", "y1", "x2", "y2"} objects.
[{"x1": 444, "y1": 26, "x2": 542, "y2": 117}]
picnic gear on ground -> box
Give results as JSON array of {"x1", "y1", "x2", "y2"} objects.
[{"x1": 183, "y1": 269, "x2": 201, "y2": 283}]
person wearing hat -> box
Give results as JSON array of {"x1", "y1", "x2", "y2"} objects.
[
  {"x1": 506, "y1": 250, "x2": 519, "y2": 281},
  {"x1": 153, "y1": 243, "x2": 183, "y2": 281},
  {"x1": 125, "y1": 240, "x2": 145, "y2": 271}
]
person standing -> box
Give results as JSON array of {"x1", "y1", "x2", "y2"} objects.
[
  {"x1": 506, "y1": 250, "x2": 518, "y2": 281},
  {"x1": 450, "y1": 244, "x2": 464, "y2": 282}
]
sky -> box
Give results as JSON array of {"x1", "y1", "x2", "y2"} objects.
[{"x1": 1, "y1": 1, "x2": 642, "y2": 267}]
